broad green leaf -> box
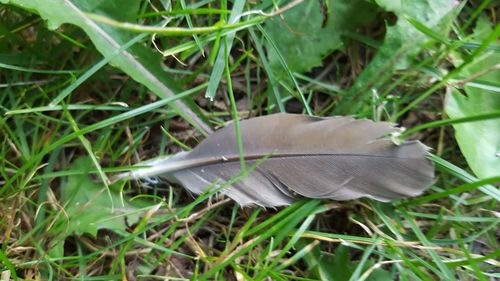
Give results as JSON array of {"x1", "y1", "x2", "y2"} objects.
[
  {"x1": 372, "y1": 0, "x2": 456, "y2": 68},
  {"x1": 445, "y1": 18, "x2": 500, "y2": 179},
  {"x1": 73, "y1": 0, "x2": 139, "y2": 22},
  {"x1": 54, "y1": 157, "x2": 154, "y2": 237},
  {"x1": 337, "y1": 0, "x2": 457, "y2": 114},
  {"x1": 1, "y1": 0, "x2": 211, "y2": 133},
  {"x1": 301, "y1": 243, "x2": 391, "y2": 281},
  {"x1": 264, "y1": 0, "x2": 378, "y2": 75}
]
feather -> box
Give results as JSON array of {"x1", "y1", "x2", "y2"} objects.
[{"x1": 122, "y1": 113, "x2": 434, "y2": 206}]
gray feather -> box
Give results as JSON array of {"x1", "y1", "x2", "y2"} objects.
[{"x1": 125, "y1": 113, "x2": 434, "y2": 206}]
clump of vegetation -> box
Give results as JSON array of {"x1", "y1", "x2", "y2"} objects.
[{"x1": 0, "y1": 0, "x2": 498, "y2": 280}]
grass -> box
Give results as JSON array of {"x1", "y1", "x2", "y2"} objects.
[{"x1": 0, "y1": 1, "x2": 499, "y2": 280}]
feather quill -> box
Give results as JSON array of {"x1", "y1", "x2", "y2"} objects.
[{"x1": 122, "y1": 113, "x2": 434, "y2": 206}]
